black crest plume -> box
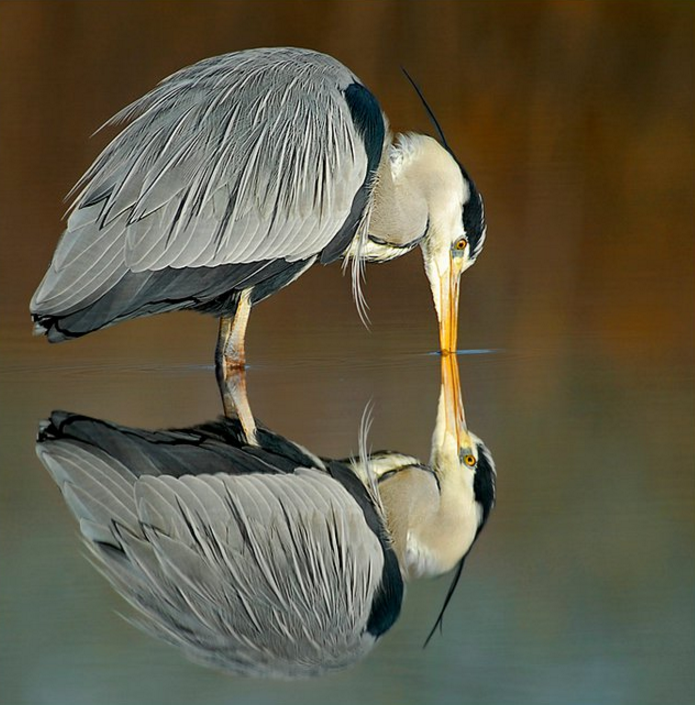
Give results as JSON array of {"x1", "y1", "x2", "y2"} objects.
[
  {"x1": 401, "y1": 67, "x2": 451, "y2": 152},
  {"x1": 423, "y1": 554, "x2": 467, "y2": 648}
]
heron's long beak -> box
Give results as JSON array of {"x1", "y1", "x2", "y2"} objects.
[
  {"x1": 440, "y1": 353, "x2": 471, "y2": 450},
  {"x1": 429, "y1": 252, "x2": 465, "y2": 355},
  {"x1": 431, "y1": 353, "x2": 473, "y2": 466}
]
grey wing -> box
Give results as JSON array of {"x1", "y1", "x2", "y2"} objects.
[
  {"x1": 38, "y1": 438, "x2": 385, "y2": 677},
  {"x1": 32, "y1": 48, "x2": 383, "y2": 316}
]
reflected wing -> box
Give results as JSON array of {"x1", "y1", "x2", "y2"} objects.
[
  {"x1": 32, "y1": 48, "x2": 384, "y2": 318},
  {"x1": 37, "y1": 415, "x2": 389, "y2": 677}
]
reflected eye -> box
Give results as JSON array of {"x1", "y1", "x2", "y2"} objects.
[
  {"x1": 463, "y1": 454, "x2": 476, "y2": 467},
  {"x1": 454, "y1": 238, "x2": 468, "y2": 252}
]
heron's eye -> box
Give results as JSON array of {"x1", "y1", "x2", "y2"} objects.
[
  {"x1": 464, "y1": 454, "x2": 476, "y2": 467},
  {"x1": 454, "y1": 237, "x2": 468, "y2": 252}
]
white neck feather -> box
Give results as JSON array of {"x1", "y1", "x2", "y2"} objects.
[{"x1": 378, "y1": 462, "x2": 478, "y2": 580}]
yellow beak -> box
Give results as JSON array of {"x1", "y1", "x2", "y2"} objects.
[
  {"x1": 440, "y1": 352, "x2": 472, "y2": 451},
  {"x1": 436, "y1": 254, "x2": 464, "y2": 355}
]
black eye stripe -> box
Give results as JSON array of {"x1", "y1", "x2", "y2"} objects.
[
  {"x1": 462, "y1": 190, "x2": 486, "y2": 258},
  {"x1": 473, "y1": 442, "x2": 496, "y2": 526}
]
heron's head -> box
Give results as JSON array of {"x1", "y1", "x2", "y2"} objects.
[
  {"x1": 375, "y1": 355, "x2": 495, "y2": 581},
  {"x1": 426, "y1": 354, "x2": 494, "y2": 569},
  {"x1": 397, "y1": 71, "x2": 487, "y2": 353},
  {"x1": 414, "y1": 135, "x2": 486, "y2": 354}
]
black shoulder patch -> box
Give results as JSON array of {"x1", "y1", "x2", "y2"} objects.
[
  {"x1": 343, "y1": 83, "x2": 385, "y2": 175},
  {"x1": 366, "y1": 541, "x2": 403, "y2": 638},
  {"x1": 320, "y1": 83, "x2": 385, "y2": 264},
  {"x1": 325, "y1": 460, "x2": 404, "y2": 638}
]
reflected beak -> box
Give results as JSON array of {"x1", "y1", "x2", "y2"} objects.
[
  {"x1": 431, "y1": 352, "x2": 473, "y2": 467},
  {"x1": 440, "y1": 353, "x2": 472, "y2": 451},
  {"x1": 435, "y1": 254, "x2": 464, "y2": 354}
]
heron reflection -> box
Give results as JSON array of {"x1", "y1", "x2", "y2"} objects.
[{"x1": 36, "y1": 356, "x2": 495, "y2": 677}]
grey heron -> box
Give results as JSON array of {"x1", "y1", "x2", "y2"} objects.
[
  {"x1": 30, "y1": 47, "x2": 487, "y2": 366},
  {"x1": 36, "y1": 356, "x2": 495, "y2": 677}
]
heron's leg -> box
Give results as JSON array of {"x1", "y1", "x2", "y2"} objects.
[
  {"x1": 215, "y1": 290, "x2": 252, "y2": 370},
  {"x1": 216, "y1": 362, "x2": 258, "y2": 445}
]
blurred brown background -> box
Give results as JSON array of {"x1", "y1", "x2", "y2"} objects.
[
  {"x1": 1, "y1": 0, "x2": 693, "y2": 365},
  {"x1": 1, "y1": 3, "x2": 693, "y2": 705}
]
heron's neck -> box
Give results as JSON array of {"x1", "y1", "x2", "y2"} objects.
[
  {"x1": 369, "y1": 134, "x2": 431, "y2": 247},
  {"x1": 378, "y1": 460, "x2": 478, "y2": 581},
  {"x1": 409, "y1": 377, "x2": 479, "y2": 578},
  {"x1": 377, "y1": 360, "x2": 479, "y2": 581}
]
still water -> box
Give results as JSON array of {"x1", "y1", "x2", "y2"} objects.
[{"x1": 2, "y1": 264, "x2": 693, "y2": 703}]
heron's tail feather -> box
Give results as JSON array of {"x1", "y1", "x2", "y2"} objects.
[
  {"x1": 29, "y1": 260, "x2": 255, "y2": 343},
  {"x1": 37, "y1": 417, "x2": 141, "y2": 549}
]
